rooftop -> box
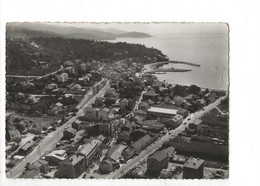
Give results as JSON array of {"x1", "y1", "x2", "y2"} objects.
[
  {"x1": 107, "y1": 144, "x2": 127, "y2": 162},
  {"x1": 183, "y1": 157, "x2": 205, "y2": 169},
  {"x1": 150, "y1": 150, "x2": 168, "y2": 162},
  {"x1": 147, "y1": 107, "x2": 178, "y2": 115}
]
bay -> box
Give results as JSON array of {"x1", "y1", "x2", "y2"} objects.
[{"x1": 108, "y1": 34, "x2": 229, "y2": 90}]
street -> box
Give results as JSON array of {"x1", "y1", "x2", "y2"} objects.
[
  {"x1": 6, "y1": 79, "x2": 110, "y2": 178},
  {"x1": 104, "y1": 95, "x2": 227, "y2": 178}
]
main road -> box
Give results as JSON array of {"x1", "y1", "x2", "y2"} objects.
[
  {"x1": 105, "y1": 94, "x2": 227, "y2": 178},
  {"x1": 6, "y1": 79, "x2": 110, "y2": 178}
]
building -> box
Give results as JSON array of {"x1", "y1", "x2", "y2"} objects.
[
  {"x1": 77, "y1": 138, "x2": 103, "y2": 160},
  {"x1": 63, "y1": 127, "x2": 77, "y2": 140},
  {"x1": 166, "y1": 114, "x2": 183, "y2": 129},
  {"x1": 118, "y1": 131, "x2": 131, "y2": 143},
  {"x1": 142, "y1": 120, "x2": 164, "y2": 132},
  {"x1": 120, "y1": 98, "x2": 129, "y2": 110},
  {"x1": 98, "y1": 108, "x2": 112, "y2": 121},
  {"x1": 20, "y1": 169, "x2": 40, "y2": 178},
  {"x1": 135, "y1": 110, "x2": 147, "y2": 117},
  {"x1": 95, "y1": 97, "x2": 104, "y2": 107},
  {"x1": 8, "y1": 129, "x2": 21, "y2": 142},
  {"x1": 122, "y1": 135, "x2": 156, "y2": 160},
  {"x1": 130, "y1": 129, "x2": 146, "y2": 142},
  {"x1": 192, "y1": 118, "x2": 203, "y2": 132},
  {"x1": 99, "y1": 144, "x2": 126, "y2": 173},
  {"x1": 58, "y1": 154, "x2": 86, "y2": 178},
  {"x1": 18, "y1": 141, "x2": 34, "y2": 156},
  {"x1": 30, "y1": 159, "x2": 49, "y2": 173},
  {"x1": 45, "y1": 150, "x2": 67, "y2": 165},
  {"x1": 147, "y1": 106, "x2": 179, "y2": 118},
  {"x1": 183, "y1": 157, "x2": 205, "y2": 179},
  {"x1": 73, "y1": 130, "x2": 85, "y2": 142},
  {"x1": 45, "y1": 83, "x2": 58, "y2": 90},
  {"x1": 70, "y1": 84, "x2": 81, "y2": 91},
  {"x1": 147, "y1": 150, "x2": 168, "y2": 174},
  {"x1": 99, "y1": 159, "x2": 119, "y2": 174},
  {"x1": 84, "y1": 107, "x2": 100, "y2": 121},
  {"x1": 56, "y1": 73, "x2": 68, "y2": 82},
  {"x1": 163, "y1": 147, "x2": 175, "y2": 158},
  {"x1": 177, "y1": 108, "x2": 189, "y2": 118},
  {"x1": 174, "y1": 96, "x2": 186, "y2": 106},
  {"x1": 98, "y1": 122, "x2": 112, "y2": 135},
  {"x1": 65, "y1": 66, "x2": 75, "y2": 74},
  {"x1": 138, "y1": 101, "x2": 150, "y2": 110},
  {"x1": 143, "y1": 92, "x2": 159, "y2": 102},
  {"x1": 51, "y1": 102, "x2": 63, "y2": 115}
]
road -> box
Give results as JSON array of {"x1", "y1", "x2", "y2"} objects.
[
  {"x1": 6, "y1": 66, "x2": 63, "y2": 80},
  {"x1": 105, "y1": 95, "x2": 227, "y2": 178},
  {"x1": 6, "y1": 79, "x2": 110, "y2": 178}
]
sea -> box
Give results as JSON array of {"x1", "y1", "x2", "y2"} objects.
[{"x1": 108, "y1": 34, "x2": 229, "y2": 90}]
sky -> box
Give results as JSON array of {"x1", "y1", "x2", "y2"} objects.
[{"x1": 46, "y1": 22, "x2": 229, "y2": 37}]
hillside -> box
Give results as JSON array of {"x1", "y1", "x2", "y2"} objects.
[
  {"x1": 6, "y1": 23, "x2": 153, "y2": 40},
  {"x1": 6, "y1": 25, "x2": 115, "y2": 41},
  {"x1": 6, "y1": 37, "x2": 167, "y2": 76},
  {"x1": 117, "y1": 32, "x2": 152, "y2": 38}
]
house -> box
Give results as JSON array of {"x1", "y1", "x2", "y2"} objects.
[
  {"x1": 70, "y1": 84, "x2": 82, "y2": 91},
  {"x1": 138, "y1": 101, "x2": 150, "y2": 110},
  {"x1": 174, "y1": 96, "x2": 186, "y2": 106},
  {"x1": 95, "y1": 97, "x2": 104, "y2": 107},
  {"x1": 99, "y1": 144, "x2": 126, "y2": 173},
  {"x1": 52, "y1": 102, "x2": 63, "y2": 114},
  {"x1": 8, "y1": 129, "x2": 21, "y2": 142},
  {"x1": 99, "y1": 159, "x2": 119, "y2": 174},
  {"x1": 118, "y1": 131, "x2": 131, "y2": 143},
  {"x1": 190, "y1": 118, "x2": 202, "y2": 132},
  {"x1": 142, "y1": 120, "x2": 165, "y2": 132},
  {"x1": 147, "y1": 99, "x2": 155, "y2": 106},
  {"x1": 98, "y1": 122, "x2": 112, "y2": 135},
  {"x1": 18, "y1": 141, "x2": 34, "y2": 156},
  {"x1": 20, "y1": 169, "x2": 40, "y2": 178},
  {"x1": 73, "y1": 130, "x2": 85, "y2": 142},
  {"x1": 63, "y1": 127, "x2": 77, "y2": 140},
  {"x1": 72, "y1": 120, "x2": 83, "y2": 130},
  {"x1": 84, "y1": 107, "x2": 100, "y2": 121},
  {"x1": 122, "y1": 135, "x2": 156, "y2": 160},
  {"x1": 65, "y1": 66, "x2": 75, "y2": 74},
  {"x1": 183, "y1": 102, "x2": 192, "y2": 110},
  {"x1": 107, "y1": 144, "x2": 127, "y2": 162},
  {"x1": 58, "y1": 154, "x2": 86, "y2": 178},
  {"x1": 135, "y1": 110, "x2": 147, "y2": 117},
  {"x1": 120, "y1": 98, "x2": 129, "y2": 110},
  {"x1": 38, "y1": 61, "x2": 48, "y2": 68},
  {"x1": 160, "y1": 169, "x2": 172, "y2": 179},
  {"x1": 147, "y1": 150, "x2": 168, "y2": 174},
  {"x1": 197, "y1": 98, "x2": 207, "y2": 107},
  {"x1": 56, "y1": 73, "x2": 68, "y2": 82},
  {"x1": 177, "y1": 108, "x2": 189, "y2": 118},
  {"x1": 45, "y1": 83, "x2": 58, "y2": 90},
  {"x1": 30, "y1": 159, "x2": 49, "y2": 173},
  {"x1": 63, "y1": 60, "x2": 74, "y2": 67},
  {"x1": 163, "y1": 147, "x2": 175, "y2": 158},
  {"x1": 166, "y1": 114, "x2": 183, "y2": 129},
  {"x1": 45, "y1": 150, "x2": 67, "y2": 165},
  {"x1": 183, "y1": 157, "x2": 205, "y2": 179},
  {"x1": 130, "y1": 129, "x2": 146, "y2": 142},
  {"x1": 143, "y1": 92, "x2": 159, "y2": 102},
  {"x1": 98, "y1": 108, "x2": 113, "y2": 121}
]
